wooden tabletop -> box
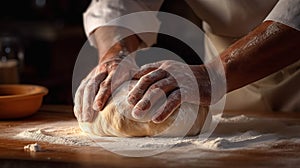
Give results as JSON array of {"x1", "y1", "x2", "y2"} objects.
[{"x1": 0, "y1": 105, "x2": 299, "y2": 168}]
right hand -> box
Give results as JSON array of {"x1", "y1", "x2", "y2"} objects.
[{"x1": 127, "y1": 60, "x2": 217, "y2": 123}]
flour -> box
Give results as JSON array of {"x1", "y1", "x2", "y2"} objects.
[
  {"x1": 11, "y1": 114, "x2": 300, "y2": 157},
  {"x1": 13, "y1": 121, "x2": 93, "y2": 146},
  {"x1": 16, "y1": 128, "x2": 91, "y2": 146},
  {"x1": 85, "y1": 113, "x2": 300, "y2": 156}
]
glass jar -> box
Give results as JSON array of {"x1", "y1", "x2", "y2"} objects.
[{"x1": 0, "y1": 34, "x2": 24, "y2": 84}]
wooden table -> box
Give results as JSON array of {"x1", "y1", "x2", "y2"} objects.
[{"x1": 0, "y1": 105, "x2": 299, "y2": 168}]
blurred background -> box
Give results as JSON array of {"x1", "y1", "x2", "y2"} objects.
[
  {"x1": 0, "y1": 0, "x2": 90, "y2": 105},
  {"x1": 0, "y1": 0, "x2": 202, "y2": 106}
]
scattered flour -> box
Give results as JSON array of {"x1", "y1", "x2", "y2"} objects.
[
  {"x1": 16, "y1": 128, "x2": 92, "y2": 146},
  {"x1": 11, "y1": 114, "x2": 300, "y2": 156},
  {"x1": 13, "y1": 121, "x2": 93, "y2": 146}
]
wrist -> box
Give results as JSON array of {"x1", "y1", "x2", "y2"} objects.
[
  {"x1": 99, "y1": 46, "x2": 129, "y2": 65},
  {"x1": 192, "y1": 61, "x2": 227, "y2": 105},
  {"x1": 94, "y1": 26, "x2": 141, "y2": 63},
  {"x1": 99, "y1": 35, "x2": 140, "y2": 63}
]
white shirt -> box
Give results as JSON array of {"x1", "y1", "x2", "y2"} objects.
[
  {"x1": 83, "y1": 0, "x2": 300, "y2": 47},
  {"x1": 83, "y1": 0, "x2": 300, "y2": 112}
]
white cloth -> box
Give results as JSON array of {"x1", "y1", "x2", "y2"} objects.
[
  {"x1": 266, "y1": 0, "x2": 300, "y2": 31},
  {"x1": 83, "y1": 0, "x2": 300, "y2": 112},
  {"x1": 83, "y1": 0, "x2": 300, "y2": 48},
  {"x1": 83, "y1": 0, "x2": 164, "y2": 47}
]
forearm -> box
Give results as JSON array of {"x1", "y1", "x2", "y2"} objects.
[
  {"x1": 219, "y1": 21, "x2": 300, "y2": 93},
  {"x1": 93, "y1": 26, "x2": 141, "y2": 63}
]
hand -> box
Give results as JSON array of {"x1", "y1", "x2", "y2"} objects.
[
  {"x1": 127, "y1": 60, "x2": 224, "y2": 123},
  {"x1": 74, "y1": 26, "x2": 141, "y2": 122},
  {"x1": 74, "y1": 50, "x2": 138, "y2": 122}
]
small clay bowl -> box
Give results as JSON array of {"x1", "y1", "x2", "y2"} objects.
[{"x1": 0, "y1": 84, "x2": 48, "y2": 119}]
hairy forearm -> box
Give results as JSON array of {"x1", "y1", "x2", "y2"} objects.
[{"x1": 219, "y1": 21, "x2": 300, "y2": 93}]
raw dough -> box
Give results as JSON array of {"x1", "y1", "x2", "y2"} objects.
[
  {"x1": 24, "y1": 143, "x2": 41, "y2": 152},
  {"x1": 78, "y1": 81, "x2": 211, "y2": 137}
]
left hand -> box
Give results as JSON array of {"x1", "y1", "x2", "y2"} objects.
[
  {"x1": 74, "y1": 53, "x2": 138, "y2": 122},
  {"x1": 127, "y1": 60, "x2": 218, "y2": 123}
]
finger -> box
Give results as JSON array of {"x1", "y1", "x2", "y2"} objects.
[
  {"x1": 127, "y1": 69, "x2": 168, "y2": 105},
  {"x1": 93, "y1": 72, "x2": 114, "y2": 111},
  {"x1": 132, "y1": 88, "x2": 163, "y2": 119},
  {"x1": 82, "y1": 82, "x2": 97, "y2": 121},
  {"x1": 133, "y1": 62, "x2": 162, "y2": 79},
  {"x1": 73, "y1": 66, "x2": 99, "y2": 119},
  {"x1": 73, "y1": 67, "x2": 98, "y2": 115},
  {"x1": 81, "y1": 73, "x2": 106, "y2": 122},
  {"x1": 131, "y1": 77, "x2": 177, "y2": 119},
  {"x1": 152, "y1": 89, "x2": 181, "y2": 123},
  {"x1": 73, "y1": 79, "x2": 89, "y2": 121}
]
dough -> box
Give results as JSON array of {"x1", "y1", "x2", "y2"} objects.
[
  {"x1": 78, "y1": 81, "x2": 211, "y2": 137},
  {"x1": 24, "y1": 143, "x2": 41, "y2": 152}
]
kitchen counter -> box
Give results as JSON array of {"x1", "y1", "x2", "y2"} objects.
[{"x1": 0, "y1": 105, "x2": 299, "y2": 168}]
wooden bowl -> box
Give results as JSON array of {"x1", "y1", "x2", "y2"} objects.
[{"x1": 0, "y1": 84, "x2": 48, "y2": 119}]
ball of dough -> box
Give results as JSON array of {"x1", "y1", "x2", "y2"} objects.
[{"x1": 78, "y1": 81, "x2": 211, "y2": 137}]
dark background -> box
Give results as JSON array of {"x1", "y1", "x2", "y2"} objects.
[
  {"x1": 0, "y1": 0, "x2": 202, "y2": 106},
  {"x1": 0, "y1": 0, "x2": 90, "y2": 105}
]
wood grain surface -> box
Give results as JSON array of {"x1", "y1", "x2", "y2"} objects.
[{"x1": 0, "y1": 105, "x2": 299, "y2": 168}]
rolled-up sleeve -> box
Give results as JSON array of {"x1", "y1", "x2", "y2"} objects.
[
  {"x1": 83, "y1": 0, "x2": 164, "y2": 47},
  {"x1": 265, "y1": 0, "x2": 300, "y2": 31}
]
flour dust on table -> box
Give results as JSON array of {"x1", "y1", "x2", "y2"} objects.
[{"x1": 11, "y1": 113, "x2": 300, "y2": 158}]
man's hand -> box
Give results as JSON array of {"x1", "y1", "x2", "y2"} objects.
[
  {"x1": 74, "y1": 53, "x2": 139, "y2": 122},
  {"x1": 74, "y1": 26, "x2": 141, "y2": 122},
  {"x1": 127, "y1": 60, "x2": 223, "y2": 123}
]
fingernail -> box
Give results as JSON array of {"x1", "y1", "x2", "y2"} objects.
[
  {"x1": 93, "y1": 102, "x2": 102, "y2": 111},
  {"x1": 151, "y1": 112, "x2": 164, "y2": 123},
  {"x1": 152, "y1": 117, "x2": 163, "y2": 124},
  {"x1": 132, "y1": 108, "x2": 144, "y2": 119}
]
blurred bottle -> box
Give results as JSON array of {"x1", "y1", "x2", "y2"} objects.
[{"x1": 0, "y1": 34, "x2": 24, "y2": 84}]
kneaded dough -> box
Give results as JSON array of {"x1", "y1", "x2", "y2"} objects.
[{"x1": 78, "y1": 81, "x2": 211, "y2": 137}]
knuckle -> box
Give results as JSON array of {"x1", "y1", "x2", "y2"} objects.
[
  {"x1": 140, "y1": 75, "x2": 152, "y2": 83},
  {"x1": 80, "y1": 79, "x2": 87, "y2": 85},
  {"x1": 171, "y1": 90, "x2": 181, "y2": 101},
  {"x1": 74, "y1": 88, "x2": 83, "y2": 98},
  {"x1": 100, "y1": 80, "x2": 109, "y2": 88},
  {"x1": 98, "y1": 87, "x2": 109, "y2": 97},
  {"x1": 85, "y1": 82, "x2": 95, "y2": 90},
  {"x1": 140, "y1": 63, "x2": 154, "y2": 70},
  {"x1": 149, "y1": 83, "x2": 161, "y2": 90},
  {"x1": 127, "y1": 95, "x2": 137, "y2": 104},
  {"x1": 129, "y1": 88, "x2": 144, "y2": 101}
]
